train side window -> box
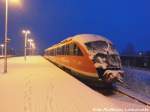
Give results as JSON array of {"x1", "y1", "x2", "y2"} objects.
[
  {"x1": 74, "y1": 45, "x2": 77, "y2": 55},
  {"x1": 56, "y1": 48, "x2": 59, "y2": 55},
  {"x1": 51, "y1": 50, "x2": 53, "y2": 56},
  {"x1": 54, "y1": 49, "x2": 56, "y2": 56},
  {"x1": 59, "y1": 47, "x2": 61, "y2": 55},
  {"x1": 57, "y1": 47, "x2": 61, "y2": 55},
  {"x1": 60, "y1": 47, "x2": 62, "y2": 55},
  {"x1": 66, "y1": 44, "x2": 69, "y2": 55},
  {"x1": 61, "y1": 46, "x2": 64, "y2": 55},
  {"x1": 50, "y1": 50, "x2": 51, "y2": 56},
  {"x1": 51, "y1": 50, "x2": 52, "y2": 56},
  {"x1": 69, "y1": 44, "x2": 74, "y2": 55},
  {"x1": 52, "y1": 49, "x2": 54, "y2": 56},
  {"x1": 58, "y1": 47, "x2": 61, "y2": 55},
  {"x1": 50, "y1": 50, "x2": 52, "y2": 56},
  {"x1": 49, "y1": 50, "x2": 52, "y2": 56},
  {"x1": 64, "y1": 45, "x2": 66, "y2": 55},
  {"x1": 62, "y1": 46, "x2": 65, "y2": 55},
  {"x1": 53, "y1": 50, "x2": 54, "y2": 56},
  {"x1": 63, "y1": 45, "x2": 66, "y2": 55}
]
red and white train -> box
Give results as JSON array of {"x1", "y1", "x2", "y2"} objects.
[{"x1": 44, "y1": 34, "x2": 124, "y2": 84}]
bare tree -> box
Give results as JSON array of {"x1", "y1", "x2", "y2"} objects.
[{"x1": 122, "y1": 43, "x2": 136, "y2": 56}]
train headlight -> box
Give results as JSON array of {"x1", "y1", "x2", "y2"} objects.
[{"x1": 103, "y1": 70, "x2": 124, "y2": 83}]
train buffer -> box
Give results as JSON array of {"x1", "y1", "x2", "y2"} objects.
[{"x1": 0, "y1": 56, "x2": 149, "y2": 112}]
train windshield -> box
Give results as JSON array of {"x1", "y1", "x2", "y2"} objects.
[
  {"x1": 108, "y1": 55, "x2": 121, "y2": 67},
  {"x1": 85, "y1": 41, "x2": 108, "y2": 51},
  {"x1": 109, "y1": 43, "x2": 117, "y2": 52}
]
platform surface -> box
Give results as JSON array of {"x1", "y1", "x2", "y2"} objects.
[{"x1": 0, "y1": 56, "x2": 149, "y2": 112}]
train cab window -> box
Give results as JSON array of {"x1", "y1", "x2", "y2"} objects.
[
  {"x1": 85, "y1": 41, "x2": 108, "y2": 51},
  {"x1": 74, "y1": 44, "x2": 83, "y2": 56},
  {"x1": 109, "y1": 43, "x2": 117, "y2": 52},
  {"x1": 68, "y1": 43, "x2": 83, "y2": 56}
]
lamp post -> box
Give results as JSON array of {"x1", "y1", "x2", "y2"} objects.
[
  {"x1": 4, "y1": 0, "x2": 8, "y2": 73},
  {"x1": 22, "y1": 30, "x2": 30, "y2": 61},
  {"x1": 3, "y1": 0, "x2": 22, "y2": 73},
  {"x1": 0, "y1": 44, "x2": 4, "y2": 57}
]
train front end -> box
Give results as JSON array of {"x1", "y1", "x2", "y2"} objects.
[{"x1": 84, "y1": 37, "x2": 124, "y2": 84}]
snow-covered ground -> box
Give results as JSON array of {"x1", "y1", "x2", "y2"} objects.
[
  {"x1": 0, "y1": 56, "x2": 149, "y2": 112},
  {"x1": 123, "y1": 67, "x2": 150, "y2": 100}
]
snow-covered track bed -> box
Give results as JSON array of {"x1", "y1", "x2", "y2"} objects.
[{"x1": 115, "y1": 85, "x2": 150, "y2": 106}]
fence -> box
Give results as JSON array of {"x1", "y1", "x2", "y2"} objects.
[{"x1": 121, "y1": 55, "x2": 150, "y2": 69}]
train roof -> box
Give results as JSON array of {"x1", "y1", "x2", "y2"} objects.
[
  {"x1": 71, "y1": 34, "x2": 112, "y2": 44},
  {"x1": 45, "y1": 34, "x2": 112, "y2": 51}
]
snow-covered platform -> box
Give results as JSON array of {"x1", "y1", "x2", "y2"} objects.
[{"x1": 0, "y1": 56, "x2": 149, "y2": 112}]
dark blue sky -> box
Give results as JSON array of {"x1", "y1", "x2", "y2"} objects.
[{"x1": 0, "y1": 0, "x2": 150, "y2": 54}]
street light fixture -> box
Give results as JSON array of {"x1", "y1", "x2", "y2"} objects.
[
  {"x1": 9, "y1": 0, "x2": 22, "y2": 6},
  {"x1": 22, "y1": 30, "x2": 31, "y2": 61},
  {"x1": 4, "y1": 0, "x2": 8, "y2": 73}
]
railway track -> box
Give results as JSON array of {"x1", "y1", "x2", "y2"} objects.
[
  {"x1": 115, "y1": 84, "x2": 150, "y2": 107},
  {"x1": 66, "y1": 71, "x2": 150, "y2": 107},
  {"x1": 70, "y1": 74, "x2": 150, "y2": 107}
]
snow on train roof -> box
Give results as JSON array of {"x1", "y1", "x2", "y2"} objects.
[
  {"x1": 45, "y1": 34, "x2": 112, "y2": 51},
  {"x1": 71, "y1": 34, "x2": 112, "y2": 44}
]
